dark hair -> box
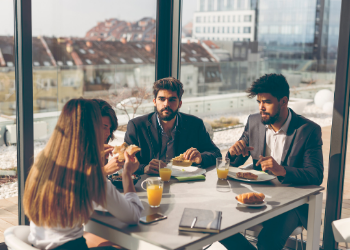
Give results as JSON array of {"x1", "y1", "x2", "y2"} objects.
[
  {"x1": 247, "y1": 74, "x2": 290, "y2": 100},
  {"x1": 153, "y1": 77, "x2": 184, "y2": 101},
  {"x1": 93, "y1": 99, "x2": 118, "y2": 143}
]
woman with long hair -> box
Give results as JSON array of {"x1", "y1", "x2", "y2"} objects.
[
  {"x1": 93, "y1": 99, "x2": 124, "y2": 175},
  {"x1": 23, "y1": 98, "x2": 143, "y2": 250}
]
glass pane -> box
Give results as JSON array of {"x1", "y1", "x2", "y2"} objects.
[
  {"x1": 32, "y1": 0, "x2": 157, "y2": 146},
  {"x1": 0, "y1": 0, "x2": 18, "y2": 243},
  {"x1": 183, "y1": 0, "x2": 341, "y2": 247}
]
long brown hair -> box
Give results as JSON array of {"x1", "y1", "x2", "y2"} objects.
[
  {"x1": 93, "y1": 99, "x2": 118, "y2": 143},
  {"x1": 23, "y1": 99, "x2": 106, "y2": 228}
]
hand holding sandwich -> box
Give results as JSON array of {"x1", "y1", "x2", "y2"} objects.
[{"x1": 183, "y1": 147, "x2": 202, "y2": 164}]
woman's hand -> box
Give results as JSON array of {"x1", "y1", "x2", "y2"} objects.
[
  {"x1": 123, "y1": 152, "x2": 139, "y2": 175},
  {"x1": 104, "y1": 144, "x2": 114, "y2": 159},
  {"x1": 103, "y1": 155, "x2": 124, "y2": 176}
]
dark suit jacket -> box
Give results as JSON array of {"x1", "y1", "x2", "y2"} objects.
[
  {"x1": 125, "y1": 112, "x2": 222, "y2": 174},
  {"x1": 227, "y1": 109, "x2": 324, "y2": 228}
]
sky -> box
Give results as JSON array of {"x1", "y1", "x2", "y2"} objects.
[{"x1": 0, "y1": 0, "x2": 197, "y2": 37}]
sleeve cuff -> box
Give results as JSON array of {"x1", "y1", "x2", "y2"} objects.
[{"x1": 125, "y1": 192, "x2": 144, "y2": 210}]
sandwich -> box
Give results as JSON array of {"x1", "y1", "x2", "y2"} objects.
[
  {"x1": 172, "y1": 154, "x2": 192, "y2": 167},
  {"x1": 113, "y1": 142, "x2": 141, "y2": 162},
  {"x1": 236, "y1": 172, "x2": 258, "y2": 180}
]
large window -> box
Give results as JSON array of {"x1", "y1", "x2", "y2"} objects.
[
  {"x1": 0, "y1": 0, "x2": 18, "y2": 242},
  {"x1": 182, "y1": 0, "x2": 341, "y2": 247}
]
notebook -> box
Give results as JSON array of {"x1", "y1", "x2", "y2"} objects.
[{"x1": 179, "y1": 208, "x2": 222, "y2": 233}]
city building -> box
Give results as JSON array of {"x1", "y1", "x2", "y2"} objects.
[{"x1": 192, "y1": 0, "x2": 257, "y2": 42}]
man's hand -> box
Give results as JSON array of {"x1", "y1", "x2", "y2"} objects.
[
  {"x1": 183, "y1": 147, "x2": 202, "y2": 164},
  {"x1": 144, "y1": 159, "x2": 160, "y2": 174},
  {"x1": 104, "y1": 144, "x2": 114, "y2": 159},
  {"x1": 228, "y1": 140, "x2": 254, "y2": 157},
  {"x1": 103, "y1": 154, "x2": 124, "y2": 175},
  {"x1": 256, "y1": 155, "x2": 286, "y2": 177},
  {"x1": 123, "y1": 152, "x2": 140, "y2": 175}
]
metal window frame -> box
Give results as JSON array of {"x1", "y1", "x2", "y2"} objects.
[
  {"x1": 155, "y1": 0, "x2": 181, "y2": 80},
  {"x1": 14, "y1": 0, "x2": 33, "y2": 225},
  {"x1": 323, "y1": 0, "x2": 350, "y2": 249}
]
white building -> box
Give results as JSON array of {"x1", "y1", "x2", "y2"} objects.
[{"x1": 192, "y1": 0, "x2": 256, "y2": 42}]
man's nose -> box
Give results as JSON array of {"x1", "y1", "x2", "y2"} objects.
[
  {"x1": 163, "y1": 99, "x2": 169, "y2": 106},
  {"x1": 259, "y1": 103, "x2": 265, "y2": 110}
]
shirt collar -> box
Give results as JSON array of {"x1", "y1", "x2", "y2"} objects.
[
  {"x1": 156, "y1": 114, "x2": 178, "y2": 133},
  {"x1": 265, "y1": 109, "x2": 291, "y2": 133}
]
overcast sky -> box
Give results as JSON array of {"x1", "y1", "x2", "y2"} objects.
[{"x1": 0, "y1": 0, "x2": 197, "y2": 37}]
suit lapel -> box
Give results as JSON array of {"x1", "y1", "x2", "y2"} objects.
[
  {"x1": 281, "y1": 110, "x2": 297, "y2": 164},
  {"x1": 258, "y1": 122, "x2": 266, "y2": 157},
  {"x1": 175, "y1": 113, "x2": 187, "y2": 155},
  {"x1": 147, "y1": 113, "x2": 160, "y2": 159}
]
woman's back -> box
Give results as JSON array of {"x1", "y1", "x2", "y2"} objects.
[{"x1": 23, "y1": 99, "x2": 143, "y2": 250}]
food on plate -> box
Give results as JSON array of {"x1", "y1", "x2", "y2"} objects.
[
  {"x1": 172, "y1": 154, "x2": 192, "y2": 167},
  {"x1": 235, "y1": 192, "x2": 265, "y2": 204},
  {"x1": 236, "y1": 172, "x2": 258, "y2": 180},
  {"x1": 113, "y1": 143, "x2": 141, "y2": 162}
]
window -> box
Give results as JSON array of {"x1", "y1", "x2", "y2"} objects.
[
  {"x1": 227, "y1": 27, "x2": 230, "y2": 33},
  {"x1": 200, "y1": 0, "x2": 205, "y2": 11},
  {"x1": 218, "y1": 16, "x2": 220, "y2": 22},
  {"x1": 222, "y1": 27, "x2": 225, "y2": 33},
  {"x1": 243, "y1": 27, "x2": 251, "y2": 33},
  {"x1": 203, "y1": 27, "x2": 206, "y2": 33},
  {"x1": 196, "y1": 16, "x2": 201, "y2": 23},
  {"x1": 244, "y1": 15, "x2": 252, "y2": 22},
  {"x1": 208, "y1": 0, "x2": 214, "y2": 11},
  {"x1": 228, "y1": 16, "x2": 231, "y2": 22},
  {"x1": 232, "y1": 15, "x2": 236, "y2": 22},
  {"x1": 232, "y1": 27, "x2": 235, "y2": 33},
  {"x1": 223, "y1": 16, "x2": 226, "y2": 22},
  {"x1": 196, "y1": 27, "x2": 201, "y2": 33},
  {"x1": 237, "y1": 27, "x2": 240, "y2": 33}
]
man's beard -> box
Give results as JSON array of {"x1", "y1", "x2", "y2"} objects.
[
  {"x1": 260, "y1": 107, "x2": 280, "y2": 125},
  {"x1": 157, "y1": 106, "x2": 178, "y2": 121}
]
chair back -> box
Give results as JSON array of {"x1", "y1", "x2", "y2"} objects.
[
  {"x1": 4, "y1": 226, "x2": 39, "y2": 250},
  {"x1": 332, "y1": 218, "x2": 350, "y2": 243}
]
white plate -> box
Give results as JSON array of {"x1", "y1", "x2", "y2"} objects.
[
  {"x1": 171, "y1": 166, "x2": 206, "y2": 177},
  {"x1": 227, "y1": 167, "x2": 276, "y2": 182},
  {"x1": 236, "y1": 200, "x2": 267, "y2": 207}
]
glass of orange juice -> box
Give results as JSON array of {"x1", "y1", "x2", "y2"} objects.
[
  {"x1": 216, "y1": 157, "x2": 230, "y2": 180},
  {"x1": 159, "y1": 160, "x2": 172, "y2": 182},
  {"x1": 141, "y1": 177, "x2": 164, "y2": 208}
]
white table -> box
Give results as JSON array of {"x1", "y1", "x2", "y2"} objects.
[{"x1": 85, "y1": 166, "x2": 324, "y2": 250}]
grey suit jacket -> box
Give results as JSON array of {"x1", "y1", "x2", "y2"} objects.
[{"x1": 226, "y1": 109, "x2": 324, "y2": 228}]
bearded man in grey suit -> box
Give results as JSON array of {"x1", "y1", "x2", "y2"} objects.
[{"x1": 220, "y1": 74, "x2": 324, "y2": 250}]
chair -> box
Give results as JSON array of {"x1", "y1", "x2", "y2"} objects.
[
  {"x1": 4, "y1": 225, "x2": 39, "y2": 250},
  {"x1": 244, "y1": 224, "x2": 304, "y2": 250},
  {"x1": 332, "y1": 217, "x2": 350, "y2": 249}
]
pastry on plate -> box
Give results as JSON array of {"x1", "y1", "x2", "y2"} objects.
[{"x1": 235, "y1": 192, "x2": 265, "y2": 204}]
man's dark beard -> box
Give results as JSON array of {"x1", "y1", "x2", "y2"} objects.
[
  {"x1": 260, "y1": 108, "x2": 280, "y2": 125},
  {"x1": 157, "y1": 107, "x2": 178, "y2": 121}
]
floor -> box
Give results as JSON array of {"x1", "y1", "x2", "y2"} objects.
[{"x1": 1, "y1": 125, "x2": 349, "y2": 249}]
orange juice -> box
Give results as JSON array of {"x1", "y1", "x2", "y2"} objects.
[
  {"x1": 217, "y1": 168, "x2": 229, "y2": 179},
  {"x1": 147, "y1": 184, "x2": 163, "y2": 207},
  {"x1": 159, "y1": 168, "x2": 172, "y2": 181}
]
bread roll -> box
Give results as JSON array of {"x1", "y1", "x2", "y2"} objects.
[
  {"x1": 125, "y1": 145, "x2": 141, "y2": 156},
  {"x1": 235, "y1": 192, "x2": 265, "y2": 204}
]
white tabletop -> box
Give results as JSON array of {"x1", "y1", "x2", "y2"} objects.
[{"x1": 88, "y1": 166, "x2": 324, "y2": 250}]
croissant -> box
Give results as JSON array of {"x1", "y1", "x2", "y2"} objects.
[
  {"x1": 235, "y1": 192, "x2": 265, "y2": 204},
  {"x1": 236, "y1": 172, "x2": 258, "y2": 180}
]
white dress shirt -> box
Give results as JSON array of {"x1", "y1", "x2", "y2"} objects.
[
  {"x1": 28, "y1": 179, "x2": 144, "y2": 249},
  {"x1": 265, "y1": 109, "x2": 291, "y2": 165}
]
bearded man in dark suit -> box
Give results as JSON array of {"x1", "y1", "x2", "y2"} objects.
[{"x1": 220, "y1": 74, "x2": 324, "y2": 250}]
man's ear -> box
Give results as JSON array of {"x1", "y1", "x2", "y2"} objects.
[
  {"x1": 153, "y1": 98, "x2": 156, "y2": 106},
  {"x1": 281, "y1": 96, "x2": 288, "y2": 108},
  {"x1": 178, "y1": 100, "x2": 182, "y2": 109}
]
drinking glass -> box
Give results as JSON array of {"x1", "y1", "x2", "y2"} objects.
[
  {"x1": 141, "y1": 177, "x2": 164, "y2": 208},
  {"x1": 216, "y1": 157, "x2": 230, "y2": 180},
  {"x1": 159, "y1": 160, "x2": 172, "y2": 182}
]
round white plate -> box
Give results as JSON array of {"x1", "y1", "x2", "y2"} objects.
[
  {"x1": 171, "y1": 166, "x2": 206, "y2": 177},
  {"x1": 227, "y1": 167, "x2": 276, "y2": 182},
  {"x1": 236, "y1": 200, "x2": 267, "y2": 207}
]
